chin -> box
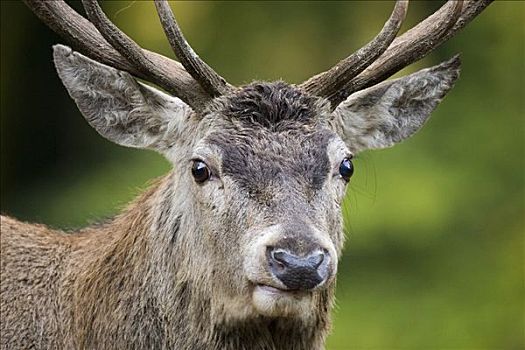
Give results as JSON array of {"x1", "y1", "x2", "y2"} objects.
[{"x1": 251, "y1": 284, "x2": 314, "y2": 318}]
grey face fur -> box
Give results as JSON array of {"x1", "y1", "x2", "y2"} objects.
[
  {"x1": 53, "y1": 43, "x2": 460, "y2": 321},
  {"x1": 189, "y1": 84, "x2": 348, "y2": 318}
]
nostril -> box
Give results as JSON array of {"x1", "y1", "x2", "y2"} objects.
[
  {"x1": 307, "y1": 251, "x2": 325, "y2": 269},
  {"x1": 271, "y1": 250, "x2": 287, "y2": 266},
  {"x1": 267, "y1": 247, "x2": 290, "y2": 274}
]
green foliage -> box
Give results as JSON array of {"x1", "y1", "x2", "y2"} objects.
[{"x1": 1, "y1": 1, "x2": 523, "y2": 348}]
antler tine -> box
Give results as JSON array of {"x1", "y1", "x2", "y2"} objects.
[
  {"x1": 301, "y1": 0, "x2": 409, "y2": 100},
  {"x1": 82, "y1": 0, "x2": 220, "y2": 110},
  {"x1": 334, "y1": 0, "x2": 493, "y2": 107},
  {"x1": 80, "y1": 1, "x2": 160, "y2": 84},
  {"x1": 154, "y1": 0, "x2": 233, "y2": 97},
  {"x1": 23, "y1": 0, "x2": 211, "y2": 110}
]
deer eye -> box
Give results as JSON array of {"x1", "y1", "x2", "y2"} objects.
[
  {"x1": 191, "y1": 160, "x2": 211, "y2": 183},
  {"x1": 339, "y1": 157, "x2": 354, "y2": 182}
]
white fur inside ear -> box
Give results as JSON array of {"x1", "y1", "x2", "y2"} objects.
[
  {"x1": 334, "y1": 55, "x2": 461, "y2": 153},
  {"x1": 53, "y1": 44, "x2": 192, "y2": 151}
]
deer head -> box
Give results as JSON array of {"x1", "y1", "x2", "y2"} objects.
[{"x1": 24, "y1": 0, "x2": 491, "y2": 323}]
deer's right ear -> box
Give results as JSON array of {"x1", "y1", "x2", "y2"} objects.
[{"x1": 53, "y1": 44, "x2": 192, "y2": 151}]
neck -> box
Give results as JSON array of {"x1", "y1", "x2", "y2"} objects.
[{"x1": 70, "y1": 174, "x2": 332, "y2": 349}]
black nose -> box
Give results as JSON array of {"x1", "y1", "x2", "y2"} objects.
[{"x1": 267, "y1": 247, "x2": 330, "y2": 290}]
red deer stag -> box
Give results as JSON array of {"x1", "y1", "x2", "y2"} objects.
[{"x1": 1, "y1": 1, "x2": 492, "y2": 349}]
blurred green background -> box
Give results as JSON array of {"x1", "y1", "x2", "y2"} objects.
[{"x1": 1, "y1": 1, "x2": 523, "y2": 349}]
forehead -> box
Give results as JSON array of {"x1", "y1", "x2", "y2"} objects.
[
  {"x1": 222, "y1": 81, "x2": 321, "y2": 130},
  {"x1": 202, "y1": 82, "x2": 338, "y2": 191}
]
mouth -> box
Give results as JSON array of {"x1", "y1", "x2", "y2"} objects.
[
  {"x1": 254, "y1": 284, "x2": 307, "y2": 297},
  {"x1": 250, "y1": 282, "x2": 313, "y2": 317}
]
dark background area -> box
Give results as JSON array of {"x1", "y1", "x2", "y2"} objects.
[{"x1": 1, "y1": 1, "x2": 523, "y2": 348}]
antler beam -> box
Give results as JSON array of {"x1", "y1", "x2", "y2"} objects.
[
  {"x1": 301, "y1": 0, "x2": 409, "y2": 101},
  {"x1": 23, "y1": 0, "x2": 230, "y2": 111},
  {"x1": 347, "y1": 0, "x2": 492, "y2": 95},
  {"x1": 80, "y1": 0, "x2": 167, "y2": 88},
  {"x1": 302, "y1": 0, "x2": 493, "y2": 108}
]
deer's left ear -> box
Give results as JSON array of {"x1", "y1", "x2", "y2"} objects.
[{"x1": 333, "y1": 55, "x2": 460, "y2": 154}]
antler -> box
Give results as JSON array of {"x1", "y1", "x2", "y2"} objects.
[
  {"x1": 24, "y1": 0, "x2": 493, "y2": 111},
  {"x1": 23, "y1": 0, "x2": 231, "y2": 111},
  {"x1": 301, "y1": 0, "x2": 409, "y2": 100},
  {"x1": 154, "y1": 0, "x2": 233, "y2": 97},
  {"x1": 301, "y1": 0, "x2": 493, "y2": 108}
]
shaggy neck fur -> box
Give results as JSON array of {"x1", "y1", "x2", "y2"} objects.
[{"x1": 64, "y1": 174, "x2": 333, "y2": 350}]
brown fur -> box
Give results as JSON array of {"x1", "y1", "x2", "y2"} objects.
[{"x1": 1, "y1": 176, "x2": 332, "y2": 349}]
